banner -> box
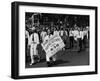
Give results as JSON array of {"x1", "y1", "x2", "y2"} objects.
[{"x1": 42, "y1": 34, "x2": 65, "y2": 58}]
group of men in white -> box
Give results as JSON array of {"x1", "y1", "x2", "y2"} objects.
[
  {"x1": 69, "y1": 26, "x2": 89, "y2": 50},
  {"x1": 25, "y1": 25, "x2": 89, "y2": 66}
]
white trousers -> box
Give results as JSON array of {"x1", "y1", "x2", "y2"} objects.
[
  {"x1": 30, "y1": 43, "x2": 38, "y2": 63},
  {"x1": 46, "y1": 54, "x2": 57, "y2": 62}
]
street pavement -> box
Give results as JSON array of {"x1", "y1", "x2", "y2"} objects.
[{"x1": 26, "y1": 48, "x2": 89, "y2": 68}]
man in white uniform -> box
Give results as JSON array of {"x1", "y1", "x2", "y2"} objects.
[
  {"x1": 41, "y1": 28, "x2": 47, "y2": 43},
  {"x1": 30, "y1": 29, "x2": 40, "y2": 65},
  {"x1": 29, "y1": 33, "x2": 34, "y2": 65},
  {"x1": 73, "y1": 28, "x2": 79, "y2": 41},
  {"x1": 44, "y1": 29, "x2": 57, "y2": 67}
]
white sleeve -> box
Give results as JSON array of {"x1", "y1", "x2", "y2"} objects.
[
  {"x1": 65, "y1": 31, "x2": 68, "y2": 36},
  {"x1": 34, "y1": 33, "x2": 39, "y2": 44},
  {"x1": 28, "y1": 34, "x2": 33, "y2": 45}
]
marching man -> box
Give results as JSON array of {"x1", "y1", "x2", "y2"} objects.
[
  {"x1": 69, "y1": 28, "x2": 74, "y2": 49},
  {"x1": 44, "y1": 29, "x2": 57, "y2": 67},
  {"x1": 30, "y1": 27, "x2": 40, "y2": 65},
  {"x1": 77, "y1": 28, "x2": 83, "y2": 52},
  {"x1": 41, "y1": 27, "x2": 47, "y2": 43},
  {"x1": 82, "y1": 27, "x2": 89, "y2": 49}
]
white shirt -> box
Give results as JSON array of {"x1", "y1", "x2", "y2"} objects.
[
  {"x1": 29, "y1": 34, "x2": 34, "y2": 45},
  {"x1": 25, "y1": 30, "x2": 30, "y2": 46},
  {"x1": 64, "y1": 30, "x2": 68, "y2": 36},
  {"x1": 76, "y1": 31, "x2": 85, "y2": 39},
  {"x1": 25, "y1": 30, "x2": 29, "y2": 39},
  {"x1": 41, "y1": 31, "x2": 47, "y2": 42},
  {"x1": 44, "y1": 34, "x2": 52, "y2": 42},
  {"x1": 83, "y1": 30, "x2": 88, "y2": 39},
  {"x1": 29, "y1": 33, "x2": 39, "y2": 45},
  {"x1": 53, "y1": 30, "x2": 59, "y2": 35},
  {"x1": 73, "y1": 30, "x2": 78, "y2": 37},
  {"x1": 69, "y1": 30, "x2": 73, "y2": 37},
  {"x1": 80, "y1": 31, "x2": 84, "y2": 39},
  {"x1": 34, "y1": 33, "x2": 39, "y2": 44},
  {"x1": 60, "y1": 30, "x2": 64, "y2": 36},
  {"x1": 73, "y1": 30, "x2": 80, "y2": 40}
]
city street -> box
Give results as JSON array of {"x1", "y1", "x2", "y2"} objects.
[{"x1": 26, "y1": 48, "x2": 89, "y2": 68}]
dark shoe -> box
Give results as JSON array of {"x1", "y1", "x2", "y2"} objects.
[
  {"x1": 78, "y1": 49, "x2": 81, "y2": 52},
  {"x1": 37, "y1": 58, "x2": 40, "y2": 63},
  {"x1": 47, "y1": 61, "x2": 53, "y2": 67},
  {"x1": 35, "y1": 55, "x2": 40, "y2": 63},
  {"x1": 30, "y1": 62, "x2": 36, "y2": 65}
]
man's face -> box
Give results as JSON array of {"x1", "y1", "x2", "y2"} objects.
[{"x1": 48, "y1": 30, "x2": 50, "y2": 34}]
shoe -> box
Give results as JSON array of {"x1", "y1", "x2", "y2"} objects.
[
  {"x1": 35, "y1": 55, "x2": 40, "y2": 63},
  {"x1": 30, "y1": 63, "x2": 34, "y2": 65},
  {"x1": 47, "y1": 61, "x2": 53, "y2": 67},
  {"x1": 78, "y1": 50, "x2": 81, "y2": 52},
  {"x1": 37, "y1": 59, "x2": 40, "y2": 63},
  {"x1": 29, "y1": 62, "x2": 36, "y2": 65}
]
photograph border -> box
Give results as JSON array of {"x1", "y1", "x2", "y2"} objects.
[{"x1": 11, "y1": 1, "x2": 98, "y2": 79}]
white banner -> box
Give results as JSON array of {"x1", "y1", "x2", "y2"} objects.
[{"x1": 42, "y1": 34, "x2": 65, "y2": 57}]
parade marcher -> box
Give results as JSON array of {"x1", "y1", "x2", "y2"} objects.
[
  {"x1": 34, "y1": 29, "x2": 40, "y2": 58},
  {"x1": 77, "y1": 28, "x2": 83, "y2": 52},
  {"x1": 59, "y1": 28, "x2": 64, "y2": 37},
  {"x1": 73, "y1": 28, "x2": 79, "y2": 41},
  {"x1": 83, "y1": 27, "x2": 89, "y2": 49},
  {"x1": 63, "y1": 28, "x2": 68, "y2": 50},
  {"x1": 52, "y1": 27, "x2": 59, "y2": 62},
  {"x1": 44, "y1": 29, "x2": 57, "y2": 67},
  {"x1": 69, "y1": 28, "x2": 74, "y2": 49},
  {"x1": 44, "y1": 29, "x2": 52, "y2": 66},
  {"x1": 59, "y1": 27, "x2": 65, "y2": 50},
  {"x1": 30, "y1": 28, "x2": 40, "y2": 65},
  {"x1": 41, "y1": 27, "x2": 47, "y2": 43},
  {"x1": 86, "y1": 26, "x2": 89, "y2": 39},
  {"x1": 29, "y1": 33, "x2": 34, "y2": 65},
  {"x1": 72, "y1": 25, "x2": 81, "y2": 50}
]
